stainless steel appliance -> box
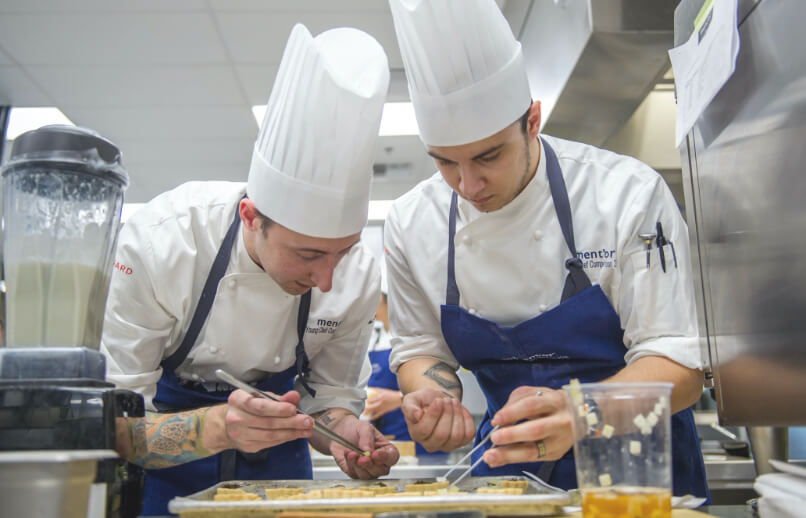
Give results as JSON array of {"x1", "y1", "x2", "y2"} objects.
[
  {"x1": 0, "y1": 125, "x2": 145, "y2": 518},
  {"x1": 675, "y1": 0, "x2": 806, "y2": 476}
]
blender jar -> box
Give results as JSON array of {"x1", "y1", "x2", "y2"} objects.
[{"x1": 1, "y1": 125, "x2": 128, "y2": 350}]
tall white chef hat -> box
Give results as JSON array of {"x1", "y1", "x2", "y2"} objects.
[
  {"x1": 389, "y1": 0, "x2": 532, "y2": 147},
  {"x1": 247, "y1": 24, "x2": 389, "y2": 238}
]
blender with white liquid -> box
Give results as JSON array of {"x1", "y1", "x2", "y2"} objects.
[
  {"x1": 2, "y1": 125, "x2": 126, "y2": 349},
  {"x1": 0, "y1": 125, "x2": 144, "y2": 518}
]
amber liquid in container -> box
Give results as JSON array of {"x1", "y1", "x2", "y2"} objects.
[{"x1": 581, "y1": 487, "x2": 671, "y2": 518}]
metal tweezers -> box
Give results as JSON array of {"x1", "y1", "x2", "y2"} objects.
[
  {"x1": 215, "y1": 369, "x2": 368, "y2": 456},
  {"x1": 442, "y1": 425, "x2": 500, "y2": 488}
]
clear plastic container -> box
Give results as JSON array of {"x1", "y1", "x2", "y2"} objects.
[
  {"x1": 1, "y1": 125, "x2": 128, "y2": 350},
  {"x1": 564, "y1": 381, "x2": 673, "y2": 518}
]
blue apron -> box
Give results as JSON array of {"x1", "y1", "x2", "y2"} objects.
[
  {"x1": 141, "y1": 199, "x2": 314, "y2": 516},
  {"x1": 368, "y1": 347, "x2": 410, "y2": 441},
  {"x1": 440, "y1": 138, "x2": 709, "y2": 499}
]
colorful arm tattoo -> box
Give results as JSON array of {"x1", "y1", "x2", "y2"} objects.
[{"x1": 126, "y1": 408, "x2": 214, "y2": 469}]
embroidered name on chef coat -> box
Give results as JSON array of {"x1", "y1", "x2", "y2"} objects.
[
  {"x1": 575, "y1": 248, "x2": 617, "y2": 269},
  {"x1": 307, "y1": 318, "x2": 343, "y2": 335}
]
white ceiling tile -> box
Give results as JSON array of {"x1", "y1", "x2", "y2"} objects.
[
  {"x1": 117, "y1": 137, "x2": 253, "y2": 166},
  {"x1": 124, "y1": 161, "x2": 250, "y2": 203},
  {"x1": 234, "y1": 64, "x2": 279, "y2": 105},
  {"x1": 0, "y1": 65, "x2": 53, "y2": 106},
  {"x1": 0, "y1": 0, "x2": 206, "y2": 13},
  {"x1": 387, "y1": 69, "x2": 410, "y2": 102},
  {"x1": 65, "y1": 106, "x2": 257, "y2": 140},
  {"x1": 27, "y1": 65, "x2": 246, "y2": 107},
  {"x1": 0, "y1": 13, "x2": 227, "y2": 65},
  {"x1": 214, "y1": 13, "x2": 296, "y2": 65},
  {"x1": 215, "y1": 12, "x2": 402, "y2": 67},
  {"x1": 0, "y1": 47, "x2": 12, "y2": 65}
]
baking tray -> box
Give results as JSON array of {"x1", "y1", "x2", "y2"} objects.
[{"x1": 168, "y1": 476, "x2": 569, "y2": 517}]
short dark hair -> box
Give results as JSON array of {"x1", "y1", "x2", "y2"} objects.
[{"x1": 253, "y1": 206, "x2": 275, "y2": 234}]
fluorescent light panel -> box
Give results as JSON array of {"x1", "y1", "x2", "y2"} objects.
[
  {"x1": 251, "y1": 102, "x2": 419, "y2": 136},
  {"x1": 5, "y1": 107, "x2": 74, "y2": 140},
  {"x1": 368, "y1": 200, "x2": 394, "y2": 221}
]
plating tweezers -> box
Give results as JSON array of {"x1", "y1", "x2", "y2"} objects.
[
  {"x1": 442, "y1": 425, "x2": 500, "y2": 488},
  {"x1": 215, "y1": 369, "x2": 368, "y2": 456}
]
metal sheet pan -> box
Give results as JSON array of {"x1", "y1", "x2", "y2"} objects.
[{"x1": 168, "y1": 476, "x2": 569, "y2": 517}]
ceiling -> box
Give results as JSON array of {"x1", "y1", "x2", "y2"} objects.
[
  {"x1": 0, "y1": 0, "x2": 517, "y2": 203},
  {"x1": 0, "y1": 0, "x2": 677, "y2": 206}
]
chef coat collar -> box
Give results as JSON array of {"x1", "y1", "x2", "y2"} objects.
[{"x1": 457, "y1": 136, "x2": 549, "y2": 225}]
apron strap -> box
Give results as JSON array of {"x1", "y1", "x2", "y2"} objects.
[
  {"x1": 162, "y1": 197, "x2": 244, "y2": 372},
  {"x1": 542, "y1": 138, "x2": 592, "y2": 301},
  {"x1": 295, "y1": 290, "x2": 316, "y2": 397},
  {"x1": 446, "y1": 191, "x2": 461, "y2": 306}
]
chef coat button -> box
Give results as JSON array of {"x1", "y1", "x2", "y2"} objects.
[
  {"x1": 533, "y1": 230, "x2": 543, "y2": 241},
  {"x1": 209, "y1": 346, "x2": 218, "y2": 354},
  {"x1": 462, "y1": 234, "x2": 471, "y2": 246},
  {"x1": 468, "y1": 307, "x2": 478, "y2": 315},
  {"x1": 191, "y1": 373, "x2": 200, "y2": 381},
  {"x1": 274, "y1": 355, "x2": 281, "y2": 364},
  {"x1": 539, "y1": 304, "x2": 548, "y2": 312},
  {"x1": 228, "y1": 279, "x2": 236, "y2": 289}
]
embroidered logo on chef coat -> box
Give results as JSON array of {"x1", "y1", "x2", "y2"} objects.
[
  {"x1": 575, "y1": 248, "x2": 617, "y2": 269},
  {"x1": 307, "y1": 318, "x2": 343, "y2": 335}
]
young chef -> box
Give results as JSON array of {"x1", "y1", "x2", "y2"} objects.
[
  {"x1": 384, "y1": 0, "x2": 709, "y2": 499},
  {"x1": 103, "y1": 24, "x2": 399, "y2": 515}
]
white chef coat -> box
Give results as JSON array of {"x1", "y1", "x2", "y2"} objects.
[
  {"x1": 385, "y1": 135, "x2": 702, "y2": 374},
  {"x1": 101, "y1": 181, "x2": 379, "y2": 415}
]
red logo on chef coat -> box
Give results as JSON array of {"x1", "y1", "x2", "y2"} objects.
[{"x1": 113, "y1": 261, "x2": 133, "y2": 275}]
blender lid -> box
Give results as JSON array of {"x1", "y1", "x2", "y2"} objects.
[{"x1": 1, "y1": 124, "x2": 129, "y2": 187}]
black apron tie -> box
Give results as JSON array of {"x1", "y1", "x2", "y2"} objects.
[{"x1": 295, "y1": 290, "x2": 316, "y2": 397}]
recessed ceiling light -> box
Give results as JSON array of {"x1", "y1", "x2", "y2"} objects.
[{"x1": 5, "y1": 107, "x2": 73, "y2": 140}]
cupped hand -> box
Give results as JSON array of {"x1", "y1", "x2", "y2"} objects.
[
  {"x1": 327, "y1": 414, "x2": 400, "y2": 479},
  {"x1": 401, "y1": 389, "x2": 474, "y2": 452}
]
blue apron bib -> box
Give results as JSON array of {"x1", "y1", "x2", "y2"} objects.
[
  {"x1": 141, "y1": 199, "x2": 314, "y2": 515},
  {"x1": 440, "y1": 139, "x2": 709, "y2": 499},
  {"x1": 368, "y1": 348, "x2": 410, "y2": 441}
]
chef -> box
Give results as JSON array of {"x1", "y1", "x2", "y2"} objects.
[
  {"x1": 103, "y1": 24, "x2": 399, "y2": 515},
  {"x1": 384, "y1": 0, "x2": 709, "y2": 499}
]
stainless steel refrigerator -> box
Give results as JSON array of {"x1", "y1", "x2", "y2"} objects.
[{"x1": 675, "y1": 0, "x2": 806, "y2": 429}]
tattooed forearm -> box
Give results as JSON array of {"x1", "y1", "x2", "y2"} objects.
[
  {"x1": 423, "y1": 362, "x2": 463, "y2": 397},
  {"x1": 125, "y1": 409, "x2": 214, "y2": 469}
]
